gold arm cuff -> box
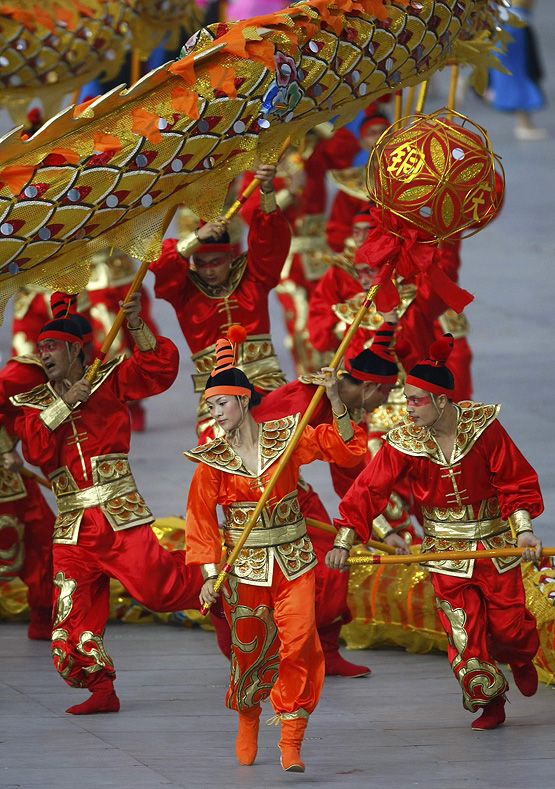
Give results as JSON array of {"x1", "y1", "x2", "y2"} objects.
[
  {"x1": 372, "y1": 514, "x2": 393, "y2": 540},
  {"x1": 0, "y1": 426, "x2": 16, "y2": 453},
  {"x1": 201, "y1": 563, "x2": 219, "y2": 580},
  {"x1": 334, "y1": 527, "x2": 355, "y2": 551},
  {"x1": 509, "y1": 510, "x2": 533, "y2": 536},
  {"x1": 39, "y1": 397, "x2": 72, "y2": 431},
  {"x1": 176, "y1": 231, "x2": 199, "y2": 258},
  {"x1": 333, "y1": 409, "x2": 354, "y2": 443},
  {"x1": 259, "y1": 190, "x2": 277, "y2": 214},
  {"x1": 128, "y1": 320, "x2": 157, "y2": 352}
]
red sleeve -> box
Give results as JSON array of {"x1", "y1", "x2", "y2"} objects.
[
  {"x1": 112, "y1": 335, "x2": 179, "y2": 401},
  {"x1": 0, "y1": 359, "x2": 45, "y2": 413},
  {"x1": 13, "y1": 409, "x2": 56, "y2": 470},
  {"x1": 319, "y1": 128, "x2": 360, "y2": 170},
  {"x1": 149, "y1": 238, "x2": 191, "y2": 310},
  {"x1": 246, "y1": 207, "x2": 291, "y2": 289},
  {"x1": 482, "y1": 420, "x2": 544, "y2": 520},
  {"x1": 184, "y1": 463, "x2": 222, "y2": 565},
  {"x1": 307, "y1": 268, "x2": 346, "y2": 352},
  {"x1": 294, "y1": 422, "x2": 368, "y2": 468},
  {"x1": 334, "y1": 443, "x2": 411, "y2": 542},
  {"x1": 252, "y1": 381, "x2": 330, "y2": 425},
  {"x1": 326, "y1": 192, "x2": 366, "y2": 252}
]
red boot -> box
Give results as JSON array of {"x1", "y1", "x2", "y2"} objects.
[
  {"x1": 28, "y1": 608, "x2": 52, "y2": 641},
  {"x1": 511, "y1": 661, "x2": 538, "y2": 697},
  {"x1": 236, "y1": 706, "x2": 261, "y2": 765},
  {"x1": 66, "y1": 679, "x2": 120, "y2": 715},
  {"x1": 471, "y1": 696, "x2": 506, "y2": 730},
  {"x1": 279, "y1": 717, "x2": 307, "y2": 772},
  {"x1": 318, "y1": 622, "x2": 371, "y2": 678}
]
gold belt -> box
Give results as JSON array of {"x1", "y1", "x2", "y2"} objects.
[
  {"x1": 224, "y1": 521, "x2": 307, "y2": 548},
  {"x1": 191, "y1": 334, "x2": 283, "y2": 393},
  {"x1": 55, "y1": 476, "x2": 139, "y2": 514},
  {"x1": 423, "y1": 517, "x2": 508, "y2": 541},
  {"x1": 223, "y1": 491, "x2": 306, "y2": 548}
]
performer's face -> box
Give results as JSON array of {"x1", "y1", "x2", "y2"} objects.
[
  {"x1": 206, "y1": 394, "x2": 246, "y2": 432},
  {"x1": 193, "y1": 253, "x2": 233, "y2": 286},
  {"x1": 360, "y1": 121, "x2": 389, "y2": 152},
  {"x1": 351, "y1": 222, "x2": 372, "y2": 250},
  {"x1": 404, "y1": 384, "x2": 445, "y2": 426},
  {"x1": 338, "y1": 378, "x2": 392, "y2": 413},
  {"x1": 354, "y1": 261, "x2": 378, "y2": 290},
  {"x1": 37, "y1": 339, "x2": 81, "y2": 382}
]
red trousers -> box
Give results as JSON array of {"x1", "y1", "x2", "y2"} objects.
[
  {"x1": 51, "y1": 510, "x2": 202, "y2": 689},
  {"x1": 432, "y1": 559, "x2": 539, "y2": 711},
  {"x1": 223, "y1": 566, "x2": 324, "y2": 716},
  {"x1": 0, "y1": 479, "x2": 54, "y2": 628}
]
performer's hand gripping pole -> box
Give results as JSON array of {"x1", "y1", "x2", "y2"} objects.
[
  {"x1": 347, "y1": 547, "x2": 555, "y2": 566},
  {"x1": 200, "y1": 274, "x2": 389, "y2": 614},
  {"x1": 305, "y1": 517, "x2": 396, "y2": 555}
]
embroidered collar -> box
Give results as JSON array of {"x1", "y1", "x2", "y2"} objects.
[
  {"x1": 385, "y1": 401, "x2": 500, "y2": 466},
  {"x1": 188, "y1": 254, "x2": 247, "y2": 299},
  {"x1": 10, "y1": 356, "x2": 125, "y2": 411},
  {"x1": 184, "y1": 414, "x2": 299, "y2": 477}
]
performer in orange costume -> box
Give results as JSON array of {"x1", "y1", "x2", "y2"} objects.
[
  {"x1": 253, "y1": 324, "x2": 418, "y2": 676},
  {"x1": 11, "y1": 296, "x2": 202, "y2": 715},
  {"x1": 327, "y1": 337, "x2": 543, "y2": 730},
  {"x1": 185, "y1": 332, "x2": 367, "y2": 772},
  {"x1": 150, "y1": 165, "x2": 291, "y2": 440}
]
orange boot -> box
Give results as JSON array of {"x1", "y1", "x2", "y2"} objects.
[
  {"x1": 279, "y1": 717, "x2": 308, "y2": 773},
  {"x1": 236, "y1": 706, "x2": 261, "y2": 766}
]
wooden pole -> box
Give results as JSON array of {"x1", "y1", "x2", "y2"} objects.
[
  {"x1": 347, "y1": 546, "x2": 555, "y2": 566},
  {"x1": 200, "y1": 278, "x2": 385, "y2": 613},
  {"x1": 404, "y1": 85, "x2": 416, "y2": 117},
  {"x1": 20, "y1": 467, "x2": 52, "y2": 490},
  {"x1": 131, "y1": 50, "x2": 142, "y2": 85},
  {"x1": 447, "y1": 64, "x2": 459, "y2": 113},
  {"x1": 415, "y1": 80, "x2": 428, "y2": 114},
  {"x1": 305, "y1": 517, "x2": 396, "y2": 554}
]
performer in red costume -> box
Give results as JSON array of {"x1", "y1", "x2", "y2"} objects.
[
  {"x1": 10, "y1": 295, "x2": 201, "y2": 715},
  {"x1": 150, "y1": 165, "x2": 291, "y2": 439},
  {"x1": 184, "y1": 332, "x2": 367, "y2": 772},
  {"x1": 327, "y1": 337, "x2": 543, "y2": 730}
]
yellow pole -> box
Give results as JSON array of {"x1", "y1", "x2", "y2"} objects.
[
  {"x1": 447, "y1": 64, "x2": 459, "y2": 113},
  {"x1": 404, "y1": 85, "x2": 416, "y2": 117},
  {"x1": 347, "y1": 546, "x2": 555, "y2": 566},
  {"x1": 394, "y1": 90, "x2": 403, "y2": 123},
  {"x1": 131, "y1": 49, "x2": 142, "y2": 85},
  {"x1": 415, "y1": 80, "x2": 428, "y2": 114}
]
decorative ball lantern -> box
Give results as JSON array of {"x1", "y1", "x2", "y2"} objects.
[{"x1": 367, "y1": 108, "x2": 504, "y2": 241}]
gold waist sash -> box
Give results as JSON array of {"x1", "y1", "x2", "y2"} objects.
[
  {"x1": 223, "y1": 491, "x2": 306, "y2": 549},
  {"x1": 191, "y1": 334, "x2": 285, "y2": 393},
  {"x1": 55, "y1": 475, "x2": 138, "y2": 514},
  {"x1": 422, "y1": 497, "x2": 507, "y2": 541}
]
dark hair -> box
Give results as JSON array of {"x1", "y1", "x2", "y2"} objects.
[
  {"x1": 248, "y1": 388, "x2": 262, "y2": 408},
  {"x1": 202, "y1": 230, "x2": 231, "y2": 245}
]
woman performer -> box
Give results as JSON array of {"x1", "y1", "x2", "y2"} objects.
[{"x1": 184, "y1": 329, "x2": 367, "y2": 773}]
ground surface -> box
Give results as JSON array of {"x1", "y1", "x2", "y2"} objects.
[{"x1": 1, "y1": 1, "x2": 555, "y2": 787}]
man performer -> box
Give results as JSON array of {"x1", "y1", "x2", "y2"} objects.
[
  {"x1": 10, "y1": 295, "x2": 201, "y2": 715},
  {"x1": 327, "y1": 336, "x2": 543, "y2": 730},
  {"x1": 150, "y1": 165, "x2": 291, "y2": 440}
]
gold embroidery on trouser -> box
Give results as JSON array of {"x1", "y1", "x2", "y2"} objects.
[
  {"x1": 436, "y1": 598, "x2": 507, "y2": 711},
  {"x1": 53, "y1": 572, "x2": 77, "y2": 628},
  {"x1": 224, "y1": 576, "x2": 279, "y2": 711},
  {"x1": 51, "y1": 628, "x2": 84, "y2": 688},
  {"x1": 0, "y1": 515, "x2": 24, "y2": 578},
  {"x1": 76, "y1": 631, "x2": 115, "y2": 675}
]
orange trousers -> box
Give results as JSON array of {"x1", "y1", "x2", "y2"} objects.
[{"x1": 223, "y1": 565, "x2": 325, "y2": 716}]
